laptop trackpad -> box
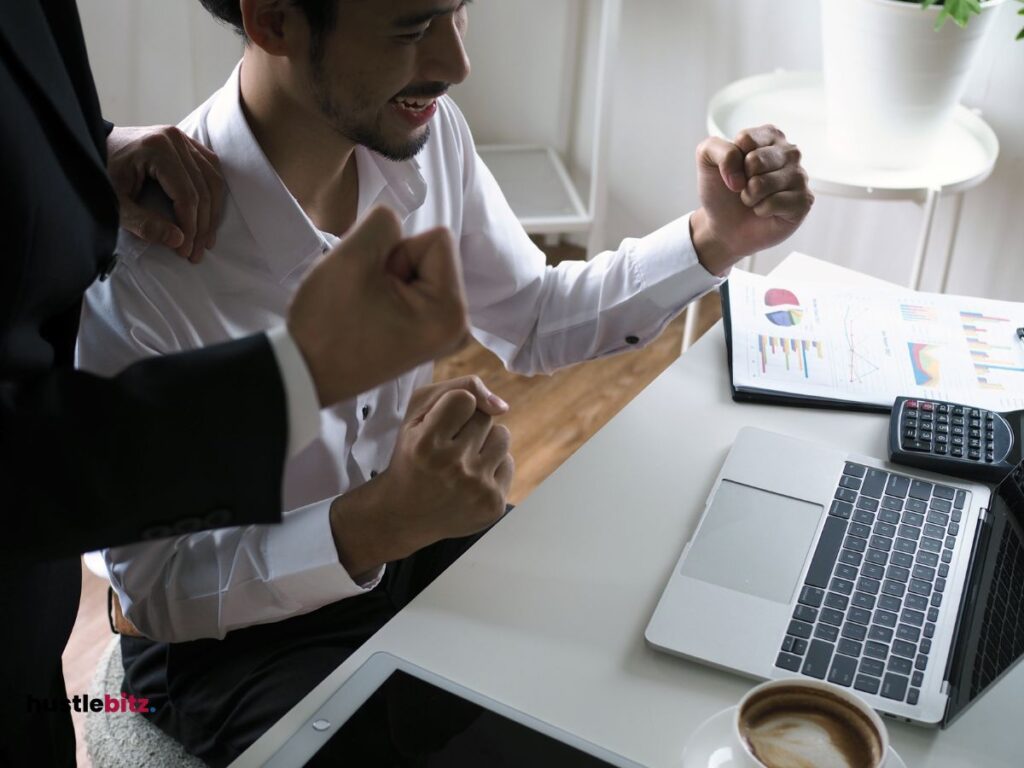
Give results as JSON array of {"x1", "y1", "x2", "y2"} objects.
[{"x1": 680, "y1": 480, "x2": 823, "y2": 604}]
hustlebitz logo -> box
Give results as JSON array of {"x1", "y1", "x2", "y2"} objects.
[{"x1": 26, "y1": 693, "x2": 156, "y2": 714}]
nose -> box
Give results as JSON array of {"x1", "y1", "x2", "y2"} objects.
[{"x1": 419, "y1": 13, "x2": 471, "y2": 86}]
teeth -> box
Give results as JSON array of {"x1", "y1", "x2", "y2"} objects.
[{"x1": 395, "y1": 97, "x2": 434, "y2": 111}]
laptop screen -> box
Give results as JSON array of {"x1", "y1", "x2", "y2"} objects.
[{"x1": 945, "y1": 463, "x2": 1024, "y2": 725}]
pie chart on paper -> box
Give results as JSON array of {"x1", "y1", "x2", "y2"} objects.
[{"x1": 764, "y1": 288, "x2": 803, "y2": 327}]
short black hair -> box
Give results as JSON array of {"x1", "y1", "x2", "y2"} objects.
[{"x1": 198, "y1": 1, "x2": 338, "y2": 40}]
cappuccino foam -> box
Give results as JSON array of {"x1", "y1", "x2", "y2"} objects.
[{"x1": 739, "y1": 686, "x2": 883, "y2": 768}]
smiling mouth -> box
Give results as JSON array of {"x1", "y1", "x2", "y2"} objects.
[{"x1": 391, "y1": 96, "x2": 438, "y2": 112}]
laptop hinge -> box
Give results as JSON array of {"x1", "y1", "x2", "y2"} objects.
[
  {"x1": 978, "y1": 506, "x2": 989, "y2": 524},
  {"x1": 940, "y1": 680, "x2": 952, "y2": 697}
]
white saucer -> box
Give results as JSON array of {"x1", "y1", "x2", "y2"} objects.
[{"x1": 681, "y1": 705, "x2": 908, "y2": 768}]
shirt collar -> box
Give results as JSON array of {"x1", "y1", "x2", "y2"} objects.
[{"x1": 206, "y1": 62, "x2": 428, "y2": 281}]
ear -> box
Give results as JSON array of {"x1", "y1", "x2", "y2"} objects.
[{"x1": 239, "y1": 0, "x2": 293, "y2": 56}]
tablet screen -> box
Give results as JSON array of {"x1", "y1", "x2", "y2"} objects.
[{"x1": 303, "y1": 669, "x2": 618, "y2": 766}]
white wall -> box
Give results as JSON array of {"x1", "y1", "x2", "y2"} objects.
[
  {"x1": 460, "y1": 0, "x2": 1024, "y2": 300},
  {"x1": 78, "y1": 0, "x2": 241, "y2": 125},
  {"x1": 78, "y1": 0, "x2": 1024, "y2": 300}
]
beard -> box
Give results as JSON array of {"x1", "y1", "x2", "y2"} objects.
[{"x1": 309, "y1": 55, "x2": 432, "y2": 162}]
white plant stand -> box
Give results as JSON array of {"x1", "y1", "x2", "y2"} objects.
[
  {"x1": 685, "y1": 70, "x2": 1000, "y2": 351},
  {"x1": 476, "y1": 0, "x2": 621, "y2": 258}
]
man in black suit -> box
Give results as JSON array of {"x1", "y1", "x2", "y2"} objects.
[{"x1": 0, "y1": 1, "x2": 470, "y2": 764}]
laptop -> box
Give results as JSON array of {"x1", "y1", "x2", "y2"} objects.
[{"x1": 646, "y1": 426, "x2": 1024, "y2": 727}]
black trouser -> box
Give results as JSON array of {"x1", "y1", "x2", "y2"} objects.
[{"x1": 121, "y1": 527, "x2": 492, "y2": 767}]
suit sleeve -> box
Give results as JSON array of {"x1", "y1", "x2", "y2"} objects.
[
  {"x1": 0, "y1": 335, "x2": 288, "y2": 559},
  {"x1": 0, "y1": 1, "x2": 288, "y2": 562}
]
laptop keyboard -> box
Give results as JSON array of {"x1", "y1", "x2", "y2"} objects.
[{"x1": 775, "y1": 462, "x2": 966, "y2": 706}]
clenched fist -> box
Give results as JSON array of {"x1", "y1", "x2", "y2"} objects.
[
  {"x1": 691, "y1": 124, "x2": 814, "y2": 275},
  {"x1": 288, "y1": 207, "x2": 470, "y2": 408},
  {"x1": 328, "y1": 376, "x2": 514, "y2": 579}
]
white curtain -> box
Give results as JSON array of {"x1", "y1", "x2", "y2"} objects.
[{"x1": 78, "y1": 0, "x2": 1024, "y2": 299}]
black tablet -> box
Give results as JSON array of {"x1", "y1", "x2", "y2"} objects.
[{"x1": 261, "y1": 652, "x2": 644, "y2": 767}]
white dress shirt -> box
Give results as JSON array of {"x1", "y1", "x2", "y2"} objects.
[{"x1": 77, "y1": 62, "x2": 723, "y2": 642}]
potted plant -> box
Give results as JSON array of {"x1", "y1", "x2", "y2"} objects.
[{"x1": 821, "y1": 0, "x2": 1018, "y2": 170}]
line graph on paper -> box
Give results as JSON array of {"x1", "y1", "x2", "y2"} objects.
[{"x1": 841, "y1": 306, "x2": 882, "y2": 385}]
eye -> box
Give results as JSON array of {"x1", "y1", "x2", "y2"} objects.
[
  {"x1": 397, "y1": 28, "x2": 428, "y2": 43},
  {"x1": 395, "y1": 1, "x2": 470, "y2": 43}
]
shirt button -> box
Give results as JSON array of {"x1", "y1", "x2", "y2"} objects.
[
  {"x1": 625, "y1": 335, "x2": 639, "y2": 345},
  {"x1": 362, "y1": 405, "x2": 371, "y2": 419}
]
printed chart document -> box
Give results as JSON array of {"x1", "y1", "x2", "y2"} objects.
[{"x1": 723, "y1": 268, "x2": 1024, "y2": 412}]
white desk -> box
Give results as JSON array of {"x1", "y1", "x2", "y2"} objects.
[{"x1": 238, "y1": 254, "x2": 1019, "y2": 767}]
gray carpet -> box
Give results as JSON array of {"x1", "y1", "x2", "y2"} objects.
[{"x1": 85, "y1": 637, "x2": 206, "y2": 767}]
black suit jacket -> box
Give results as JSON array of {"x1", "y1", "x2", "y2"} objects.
[{"x1": 0, "y1": 2, "x2": 289, "y2": 763}]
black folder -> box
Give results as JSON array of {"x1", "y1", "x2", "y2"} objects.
[{"x1": 719, "y1": 280, "x2": 890, "y2": 414}]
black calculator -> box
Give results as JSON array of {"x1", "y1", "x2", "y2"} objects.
[{"x1": 888, "y1": 397, "x2": 1022, "y2": 482}]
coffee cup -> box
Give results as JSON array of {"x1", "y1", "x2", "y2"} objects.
[{"x1": 732, "y1": 678, "x2": 889, "y2": 768}]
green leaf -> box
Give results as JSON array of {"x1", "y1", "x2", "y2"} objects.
[{"x1": 922, "y1": 0, "x2": 1023, "y2": 40}]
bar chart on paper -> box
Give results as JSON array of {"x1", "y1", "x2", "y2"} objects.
[
  {"x1": 727, "y1": 268, "x2": 1024, "y2": 411},
  {"x1": 757, "y1": 335, "x2": 830, "y2": 384},
  {"x1": 961, "y1": 309, "x2": 1024, "y2": 392}
]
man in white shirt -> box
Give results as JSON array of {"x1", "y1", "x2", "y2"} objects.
[{"x1": 78, "y1": 0, "x2": 813, "y2": 763}]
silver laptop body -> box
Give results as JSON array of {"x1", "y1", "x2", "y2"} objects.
[{"x1": 646, "y1": 426, "x2": 991, "y2": 727}]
